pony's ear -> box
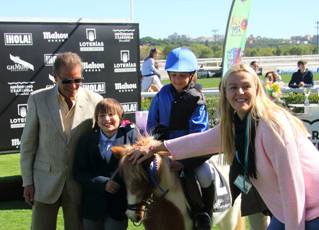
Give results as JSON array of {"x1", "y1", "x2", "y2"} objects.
[{"x1": 111, "y1": 146, "x2": 127, "y2": 159}]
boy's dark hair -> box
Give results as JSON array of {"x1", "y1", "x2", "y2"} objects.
[
  {"x1": 297, "y1": 60, "x2": 307, "y2": 66},
  {"x1": 94, "y1": 98, "x2": 124, "y2": 123}
]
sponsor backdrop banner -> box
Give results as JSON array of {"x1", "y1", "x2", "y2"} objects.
[
  {"x1": 222, "y1": 0, "x2": 253, "y2": 76},
  {"x1": 0, "y1": 21, "x2": 140, "y2": 153}
]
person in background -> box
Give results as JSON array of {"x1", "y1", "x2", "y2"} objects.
[
  {"x1": 74, "y1": 98, "x2": 138, "y2": 230},
  {"x1": 20, "y1": 52, "x2": 103, "y2": 230},
  {"x1": 132, "y1": 63, "x2": 319, "y2": 230},
  {"x1": 288, "y1": 60, "x2": 313, "y2": 88},
  {"x1": 250, "y1": 60, "x2": 263, "y2": 76},
  {"x1": 141, "y1": 47, "x2": 163, "y2": 92},
  {"x1": 147, "y1": 47, "x2": 216, "y2": 230},
  {"x1": 264, "y1": 71, "x2": 283, "y2": 103}
]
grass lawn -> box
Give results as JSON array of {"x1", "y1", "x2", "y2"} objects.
[
  {"x1": 0, "y1": 154, "x2": 221, "y2": 229},
  {"x1": 162, "y1": 72, "x2": 319, "y2": 89}
]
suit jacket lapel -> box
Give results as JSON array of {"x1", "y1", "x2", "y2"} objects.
[
  {"x1": 72, "y1": 87, "x2": 88, "y2": 131},
  {"x1": 46, "y1": 86, "x2": 66, "y2": 140}
]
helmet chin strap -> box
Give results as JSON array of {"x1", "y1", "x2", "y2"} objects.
[{"x1": 185, "y1": 73, "x2": 194, "y2": 89}]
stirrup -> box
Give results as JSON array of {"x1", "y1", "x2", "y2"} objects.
[{"x1": 193, "y1": 212, "x2": 212, "y2": 230}]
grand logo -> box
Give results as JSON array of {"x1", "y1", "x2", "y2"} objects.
[
  {"x1": 79, "y1": 28, "x2": 104, "y2": 52},
  {"x1": 9, "y1": 104, "x2": 28, "y2": 129},
  {"x1": 112, "y1": 29, "x2": 135, "y2": 43},
  {"x1": 82, "y1": 82, "x2": 106, "y2": 94},
  {"x1": 83, "y1": 61, "x2": 105, "y2": 72},
  {"x1": 114, "y1": 82, "x2": 137, "y2": 93},
  {"x1": 4, "y1": 33, "x2": 33, "y2": 46},
  {"x1": 8, "y1": 81, "x2": 35, "y2": 96},
  {"x1": 43, "y1": 31, "x2": 68, "y2": 42},
  {"x1": 121, "y1": 102, "x2": 138, "y2": 114},
  {"x1": 44, "y1": 54, "x2": 58, "y2": 66},
  {"x1": 7, "y1": 54, "x2": 34, "y2": 72},
  {"x1": 113, "y1": 50, "x2": 136, "y2": 73}
]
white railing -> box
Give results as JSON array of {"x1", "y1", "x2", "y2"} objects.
[{"x1": 141, "y1": 54, "x2": 319, "y2": 74}]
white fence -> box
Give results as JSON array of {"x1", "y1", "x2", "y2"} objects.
[{"x1": 142, "y1": 54, "x2": 319, "y2": 79}]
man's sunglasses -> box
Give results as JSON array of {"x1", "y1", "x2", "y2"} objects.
[{"x1": 61, "y1": 78, "x2": 84, "y2": 84}]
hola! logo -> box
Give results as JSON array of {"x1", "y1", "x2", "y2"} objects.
[
  {"x1": 121, "y1": 102, "x2": 137, "y2": 114},
  {"x1": 44, "y1": 54, "x2": 58, "y2": 66},
  {"x1": 4, "y1": 33, "x2": 33, "y2": 46}
]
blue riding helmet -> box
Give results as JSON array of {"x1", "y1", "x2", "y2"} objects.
[{"x1": 165, "y1": 47, "x2": 198, "y2": 72}]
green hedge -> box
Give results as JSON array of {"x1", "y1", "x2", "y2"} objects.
[{"x1": 141, "y1": 92, "x2": 319, "y2": 127}]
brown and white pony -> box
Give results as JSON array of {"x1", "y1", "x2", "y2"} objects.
[{"x1": 112, "y1": 136, "x2": 244, "y2": 230}]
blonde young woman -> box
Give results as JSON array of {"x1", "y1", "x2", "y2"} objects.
[{"x1": 131, "y1": 64, "x2": 319, "y2": 230}]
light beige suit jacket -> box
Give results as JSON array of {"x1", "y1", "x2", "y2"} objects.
[{"x1": 20, "y1": 86, "x2": 102, "y2": 204}]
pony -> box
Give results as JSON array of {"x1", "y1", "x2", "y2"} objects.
[{"x1": 112, "y1": 136, "x2": 244, "y2": 230}]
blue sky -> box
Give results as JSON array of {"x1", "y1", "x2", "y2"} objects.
[{"x1": 0, "y1": 0, "x2": 318, "y2": 39}]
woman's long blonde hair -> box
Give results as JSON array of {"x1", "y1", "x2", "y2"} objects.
[{"x1": 219, "y1": 64, "x2": 309, "y2": 163}]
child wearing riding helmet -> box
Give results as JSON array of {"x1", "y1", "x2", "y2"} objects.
[{"x1": 147, "y1": 47, "x2": 215, "y2": 230}]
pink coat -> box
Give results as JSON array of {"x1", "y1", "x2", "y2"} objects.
[{"x1": 165, "y1": 115, "x2": 319, "y2": 230}]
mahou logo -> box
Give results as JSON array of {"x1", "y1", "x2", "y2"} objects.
[
  {"x1": 43, "y1": 31, "x2": 68, "y2": 42},
  {"x1": 4, "y1": 33, "x2": 33, "y2": 46},
  {"x1": 83, "y1": 61, "x2": 105, "y2": 72},
  {"x1": 114, "y1": 82, "x2": 137, "y2": 92}
]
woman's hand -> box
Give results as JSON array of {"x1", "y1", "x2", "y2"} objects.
[
  {"x1": 105, "y1": 180, "x2": 120, "y2": 194},
  {"x1": 129, "y1": 142, "x2": 169, "y2": 164}
]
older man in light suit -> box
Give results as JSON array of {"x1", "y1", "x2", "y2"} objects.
[{"x1": 20, "y1": 52, "x2": 103, "y2": 230}]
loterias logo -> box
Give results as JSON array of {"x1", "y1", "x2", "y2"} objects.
[
  {"x1": 113, "y1": 50, "x2": 136, "y2": 73},
  {"x1": 4, "y1": 33, "x2": 33, "y2": 46},
  {"x1": 43, "y1": 31, "x2": 68, "y2": 42},
  {"x1": 79, "y1": 28, "x2": 104, "y2": 52},
  {"x1": 83, "y1": 61, "x2": 105, "y2": 72},
  {"x1": 114, "y1": 82, "x2": 137, "y2": 93},
  {"x1": 9, "y1": 104, "x2": 28, "y2": 129},
  {"x1": 121, "y1": 102, "x2": 138, "y2": 114},
  {"x1": 7, "y1": 54, "x2": 34, "y2": 72}
]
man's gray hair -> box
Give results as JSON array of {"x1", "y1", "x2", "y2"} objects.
[{"x1": 53, "y1": 52, "x2": 83, "y2": 76}]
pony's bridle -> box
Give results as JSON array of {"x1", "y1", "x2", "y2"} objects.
[{"x1": 127, "y1": 157, "x2": 169, "y2": 225}]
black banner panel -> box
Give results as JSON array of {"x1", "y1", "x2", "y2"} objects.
[{"x1": 0, "y1": 21, "x2": 141, "y2": 153}]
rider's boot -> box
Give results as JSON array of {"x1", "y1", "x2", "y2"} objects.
[
  {"x1": 201, "y1": 183, "x2": 215, "y2": 227},
  {"x1": 179, "y1": 170, "x2": 212, "y2": 230}
]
